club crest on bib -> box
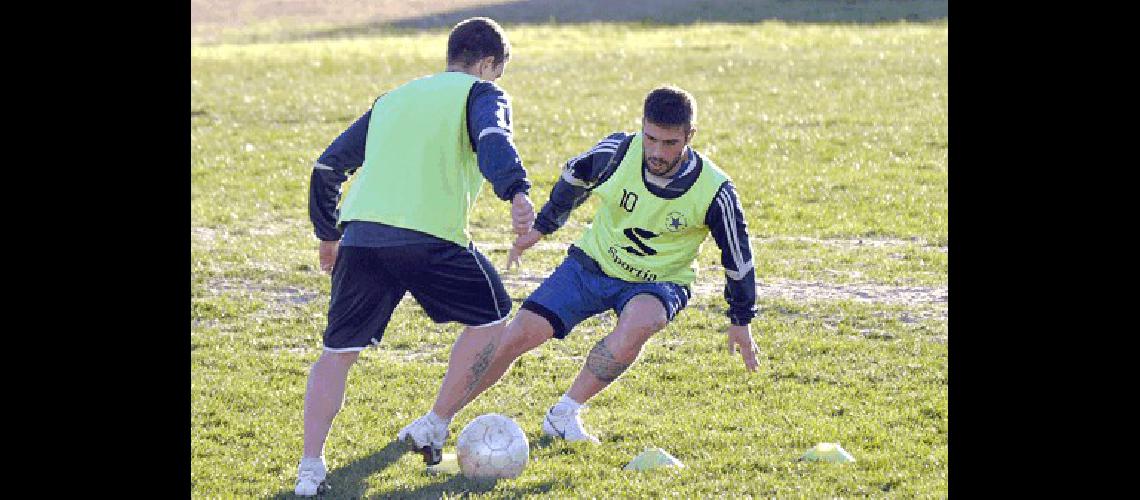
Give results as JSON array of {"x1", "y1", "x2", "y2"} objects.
[{"x1": 664, "y1": 211, "x2": 688, "y2": 233}]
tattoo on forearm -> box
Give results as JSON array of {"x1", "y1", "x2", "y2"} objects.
[{"x1": 586, "y1": 338, "x2": 630, "y2": 382}]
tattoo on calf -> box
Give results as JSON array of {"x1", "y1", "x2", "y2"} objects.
[
  {"x1": 586, "y1": 338, "x2": 630, "y2": 382},
  {"x1": 464, "y1": 342, "x2": 496, "y2": 396}
]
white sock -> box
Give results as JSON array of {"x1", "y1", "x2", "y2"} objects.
[
  {"x1": 556, "y1": 394, "x2": 582, "y2": 412},
  {"x1": 426, "y1": 410, "x2": 452, "y2": 427},
  {"x1": 299, "y1": 456, "x2": 326, "y2": 472}
]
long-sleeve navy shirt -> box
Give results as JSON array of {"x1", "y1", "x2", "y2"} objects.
[
  {"x1": 308, "y1": 76, "x2": 531, "y2": 246},
  {"x1": 534, "y1": 132, "x2": 758, "y2": 326}
]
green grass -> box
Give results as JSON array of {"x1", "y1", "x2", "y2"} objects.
[{"x1": 192, "y1": 20, "x2": 947, "y2": 498}]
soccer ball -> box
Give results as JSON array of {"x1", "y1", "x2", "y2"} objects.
[{"x1": 455, "y1": 413, "x2": 529, "y2": 479}]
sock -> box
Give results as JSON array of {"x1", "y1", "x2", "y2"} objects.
[
  {"x1": 556, "y1": 394, "x2": 582, "y2": 412},
  {"x1": 427, "y1": 410, "x2": 452, "y2": 427},
  {"x1": 299, "y1": 456, "x2": 326, "y2": 473}
]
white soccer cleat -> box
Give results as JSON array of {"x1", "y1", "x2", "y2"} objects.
[
  {"x1": 397, "y1": 414, "x2": 449, "y2": 465},
  {"x1": 542, "y1": 402, "x2": 600, "y2": 444},
  {"x1": 294, "y1": 462, "x2": 328, "y2": 497}
]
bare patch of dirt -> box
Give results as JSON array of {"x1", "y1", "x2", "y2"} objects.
[
  {"x1": 740, "y1": 279, "x2": 944, "y2": 305},
  {"x1": 192, "y1": 0, "x2": 948, "y2": 42},
  {"x1": 753, "y1": 236, "x2": 947, "y2": 253},
  {"x1": 202, "y1": 277, "x2": 323, "y2": 308},
  {"x1": 501, "y1": 271, "x2": 946, "y2": 311},
  {"x1": 370, "y1": 344, "x2": 449, "y2": 365},
  {"x1": 478, "y1": 236, "x2": 947, "y2": 255},
  {"x1": 485, "y1": 234, "x2": 946, "y2": 310},
  {"x1": 191, "y1": 0, "x2": 514, "y2": 29}
]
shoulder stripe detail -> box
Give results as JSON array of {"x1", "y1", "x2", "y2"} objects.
[
  {"x1": 313, "y1": 162, "x2": 334, "y2": 171},
  {"x1": 565, "y1": 146, "x2": 617, "y2": 176},
  {"x1": 567, "y1": 141, "x2": 620, "y2": 164}
]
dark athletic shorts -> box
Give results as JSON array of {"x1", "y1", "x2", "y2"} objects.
[
  {"x1": 322, "y1": 241, "x2": 512, "y2": 351},
  {"x1": 520, "y1": 252, "x2": 691, "y2": 340}
]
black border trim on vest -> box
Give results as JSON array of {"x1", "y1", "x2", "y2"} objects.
[
  {"x1": 371, "y1": 92, "x2": 389, "y2": 110},
  {"x1": 464, "y1": 86, "x2": 478, "y2": 152},
  {"x1": 638, "y1": 145, "x2": 706, "y2": 201}
]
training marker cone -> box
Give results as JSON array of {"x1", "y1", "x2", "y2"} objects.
[
  {"x1": 799, "y1": 442, "x2": 856, "y2": 463},
  {"x1": 624, "y1": 447, "x2": 685, "y2": 471}
]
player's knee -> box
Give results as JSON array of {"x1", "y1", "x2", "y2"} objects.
[
  {"x1": 611, "y1": 318, "x2": 665, "y2": 357},
  {"x1": 622, "y1": 296, "x2": 668, "y2": 335},
  {"x1": 503, "y1": 318, "x2": 550, "y2": 358},
  {"x1": 630, "y1": 313, "x2": 668, "y2": 337},
  {"x1": 320, "y1": 350, "x2": 360, "y2": 366}
]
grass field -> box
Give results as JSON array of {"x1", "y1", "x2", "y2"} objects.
[{"x1": 191, "y1": 18, "x2": 948, "y2": 498}]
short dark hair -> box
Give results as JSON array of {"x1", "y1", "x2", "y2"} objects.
[
  {"x1": 643, "y1": 85, "x2": 696, "y2": 130},
  {"x1": 447, "y1": 17, "x2": 511, "y2": 67}
]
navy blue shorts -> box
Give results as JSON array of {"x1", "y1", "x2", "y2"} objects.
[
  {"x1": 520, "y1": 253, "x2": 691, "y2": 339},
  {"x1": 322, "y1": 241, "x2": 512, "y2": 351}
]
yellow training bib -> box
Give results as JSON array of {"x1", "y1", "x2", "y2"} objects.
[{"x1": 574, "y1": 133, "x2": 728, "y2": 285}]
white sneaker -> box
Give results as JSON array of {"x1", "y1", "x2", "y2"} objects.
[
  {"x1": 542, "y1": 402, "x2": 600, "y2": 443},
  {"x1": 294, "y1": 462, "x2": 328, "y2": 497},
  {"x1": 397, "y1": 414, "x2": 449, "y2": 465}
]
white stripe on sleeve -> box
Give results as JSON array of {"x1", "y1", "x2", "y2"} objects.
[
  {"x1": 717, "y1": 190, "x2": 754, "y2": 280},
  {"x1": 565, "y1": 141, "x2": 619, "y2": 166},
  {"x1": 561, "y1": 168, "x2": 593, "y2": 188},
  {"x1": 725, "y1": 263, "x2": 754, "y2": 281},
  {"x1": 478, "y1": 126, "x2": 511, "y2": 140}
]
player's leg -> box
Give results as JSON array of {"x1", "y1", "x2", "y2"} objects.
[
  {"x1": 297, "y1": 246, "x2": 406, "y2": 496},
  {"x1": 565, "y1": 293, "x2": 668, "y2": 403},
  {"x1": 402, "y1": 252, "x2": 603, "y2": 451},
  {"x1": 399, "y1": 310, "x2": 555, "y2": 465},
  {"x1": 541, "y1": 295, "x2": 666, "y2": 443},
  {"x1": 301, "y1": 351, "x2": 360, "y2": 458},
  {"x1": 451, "y1": 308, "x2": 556, "y2": 410},
  {"x1": 544, "y1": 281, "x2": 689, "y2": 444},
  {"x1": 296, "y1": 350, "x2": 357, "y2": 495},
  {"x1": 403, "y1": 244, "x2": 596, "y2": 419},
  {"x1": 393, "y1": 241, "x2": 515, "y2": 464},
  {"x1": 431, "y1": 321, "x2": 507, "y2": 419}
]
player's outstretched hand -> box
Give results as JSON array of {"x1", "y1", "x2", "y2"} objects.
[
  {"x1": 319, "y1": 240, "x2": 340, "y2": 274},
  {"x1": 726, "y1": 324, "x2": 759, "y2": 372},
  {"x1": 506, "y1": 228, "x2": 542, "y2": 271},
  {"x1": 511, "y1": 192, "x2": 535, "y2": 237}
]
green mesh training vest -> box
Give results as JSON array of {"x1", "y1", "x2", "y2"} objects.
[
  {"x1": 575, "y1": 133, "x2": 729, "y2": 286},
  {"x1": 337, "y1": 72, "x2": 482, "y2": 247}
]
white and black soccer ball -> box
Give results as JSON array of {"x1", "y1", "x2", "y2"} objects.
[{"x1": 455, "y1": 413, "x2": 529, "y2": 479}]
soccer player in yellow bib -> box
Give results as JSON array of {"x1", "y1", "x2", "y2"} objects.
[
  {"x1": 298, "y1": 18, "x2": 535, "y2": 495},
  {"x1": 413, "y1": 85, "x2": 760, "y2": 444}
]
